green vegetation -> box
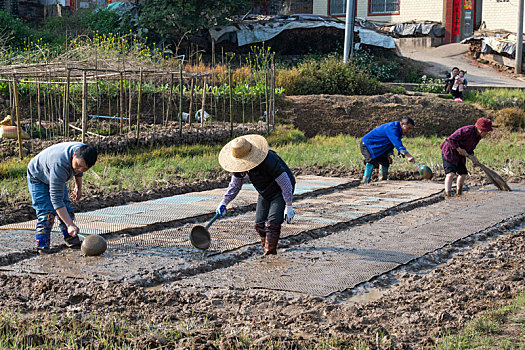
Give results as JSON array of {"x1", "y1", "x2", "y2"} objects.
[
  {"x1": 351, "y1": 49, "x2": 400, "y2": 82},
  {"x1": 414, "y1": 75, "x2": 444, "y2": 93},
  {"x1": 0, "y1": 0, "x2": 249, "y2": 52},
  {"x1": 0, "y1": 11, "x2": 34, "y2": 49},
  {"x1": 276, "y1": 55, "x2": 387, "y2": 96},
  {"x1": 0, "y1": 308, "x2": 363, "y2": 349},
  {"x1": 0, "y1": 311, "x2": 200, "y2": 349},
  {"x1": 134, "y1": 0, "x2": 249, "y2": 46},
  {"x1": 464, "y1": 88, "x2": 525, "y2": 110},
  {"x1": 435, "y1": 291, "x2": 525, "y2": 349},
  {"x1": 1, "y1": 127, "x2": 524, "y2": 206},
  {"x1": 495, "y1": 108, "x2": 525, "y2": 132}
]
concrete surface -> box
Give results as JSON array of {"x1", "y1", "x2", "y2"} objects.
[{"x1": 399, "y1": 43, "x2": 525, "y2": 87}]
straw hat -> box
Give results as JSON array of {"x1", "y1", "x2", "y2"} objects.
[{"x1": 219, "y1": 134, "x2": 269, "y2": 172}]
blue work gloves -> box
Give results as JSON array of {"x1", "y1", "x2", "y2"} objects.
[
  {"x1": 284, "y1": 205, "x2": 295, "y2": 224},
  {"x1": 216, "y1": 200, "x2": 227, "y2": 217}
]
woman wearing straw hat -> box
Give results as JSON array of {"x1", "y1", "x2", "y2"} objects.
[{"x1": 216, "y1": 134, "x2": 295, "y2": 255}]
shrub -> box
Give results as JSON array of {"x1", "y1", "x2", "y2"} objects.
[
  {"x1": 0, "y1": 11, "x2": 34, "y2": 49},
  {"x1": 495, "y1": 107, "x2": 525, "y2": 131},
  {"x1": 352, "y1": 49, "x2": 399, "y2": 81},
  {"x1": 276, "y1": 68, "x2": 301, "y2": 95},
  {"x1": 388, "y1": 85, "x2": 407, "y2": 95},
  {"x1": 267, "y1": 125, "x2": 306, "y2": 146},
  {"x1": 82, "y1": 8, "x2": 123, "y2": 36},
  {"x1": 405, "y1": 68, "x2": 422, "y2": 83},
  {"x1": 415, "y1": 75, "x2": 443, "y2": 93},
  {"x1": 277, "y1": 56, "x2": 386, "y2": 96}
]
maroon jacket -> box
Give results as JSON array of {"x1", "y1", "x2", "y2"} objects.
[{"x1": 441, "y1": 125, "x2": 481, "y2": 166}]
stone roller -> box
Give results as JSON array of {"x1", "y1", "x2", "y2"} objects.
[{"x1": 78, "y1": 234, "x2": 107, "y2": 256}]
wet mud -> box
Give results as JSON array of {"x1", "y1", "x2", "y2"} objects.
[{"x1": 0, "y1": 182, "x2": 524, "y2": 349}]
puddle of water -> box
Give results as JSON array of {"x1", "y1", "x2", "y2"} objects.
[
  {"x1": 346, "y1": 288, "x2": 387, "y2": 304},
  {"x1": 146, "y1": 284, "x2": 165, "y2": 292}
]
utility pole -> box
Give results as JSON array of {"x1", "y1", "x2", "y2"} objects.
[
  {"x1": 516, "y1": 0, "x2": 524, "y2": 74},
  {"x1": 343, "y1": 0, "x2": 357, "y2": 63}
]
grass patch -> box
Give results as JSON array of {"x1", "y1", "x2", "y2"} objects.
[
  {"x1": 0, "y1": 308, "x2": 369, "y2": 349},
  {"x1": 464, "y1": 88, "x2": 525, "y2": 110},
  {"x1": 1, "y1": 128, "x2": 524, "y2": 207},
  {"x1": 435, "y1": 291, "x2": 525, "y2": 349},
  {"x1": 0, "y1": 310, "x2": 202, "y2": 349}
]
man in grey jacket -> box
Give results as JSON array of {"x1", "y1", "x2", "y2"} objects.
[{"x1": 27, "y1": 142, "x2": 98, "y2": 254}]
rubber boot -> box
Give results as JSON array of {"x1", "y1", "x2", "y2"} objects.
[
  {"x1": 362, "y1": 163, "x2": 374, "y2": 184},
  {"x1": 36, "y1": 213, "x2": 54, "y2": 254},
  {"x1": 255, "y1": 222, "x2": 266, "y2": 248},
  {"x1": 380, "y1": 165, "x2": 389, "y2": 181},
  {"x1": 264, "y1": 222, "x2": 281, "y2": 255}
]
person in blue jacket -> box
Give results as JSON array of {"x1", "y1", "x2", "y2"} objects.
[{"x1": 360, "y1": 117, "x2": 416, "y2": 184}]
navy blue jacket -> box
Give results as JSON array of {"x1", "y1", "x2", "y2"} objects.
[{"x1": 362, "y1": 121, "x2": 407, "y2": 159}]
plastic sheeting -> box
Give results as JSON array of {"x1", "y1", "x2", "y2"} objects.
[
  {"x1": 100, "y1": 1, "x2": 137, "y2": 16},
  {"x1": 210, "y1": 21, "x2": 396, "y2": 49},
  {"x1": 481, "y1": 36, "x2": 525, "y2": 57},
  {"x1": 463, "y1": 34, "x2": 525, "y2": 58},
  {"x1": 387, "y1": 22, "x2": 445, "y2": 38}
]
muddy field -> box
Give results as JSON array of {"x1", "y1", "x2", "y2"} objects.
[
  {"x1": 0, "y1": 162, "x2": 514, "y2": 229},
  {"x1": 1, "y1": 93, "x2": 524, "y2": 349},
  {"x1": 1, "y1": 92, "x2": 518, "y2": 229},
  {"x1": 0, "y1": 178, "x2": 524, "y2": 349}
]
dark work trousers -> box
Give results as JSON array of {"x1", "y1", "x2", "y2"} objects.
[
  {"x1": 255, "y1": 192, "x2": 285, "y2": 225},
  {"x1": 360, "y1": 140, "x2": 391, "y2": 168}
]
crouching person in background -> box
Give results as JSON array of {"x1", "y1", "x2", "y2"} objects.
[{"x1": 441, "y1": 118, "x2": 493, "y2": 197}]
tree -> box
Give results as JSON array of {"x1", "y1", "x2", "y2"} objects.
[{"x1": 135, "y1": 0, "x2": 251, "y2": 47}]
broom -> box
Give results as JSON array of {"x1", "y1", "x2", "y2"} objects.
[{"x1": 467, "y1": 155, "x2": 511, "y2": 191}]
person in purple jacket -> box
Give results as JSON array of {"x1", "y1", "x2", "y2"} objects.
[
  {"x1": 441, "y1": 117, "x2": 493, "y2": 197},
  {"x1": 216, "y1": 134, "x2": 295, "y2": 255},
  {"x1": 27, "y1": 142, "x2": 98, "y2": 254},
  {"x1": 360, "y1": 117, "x2": 416, "y2": 184}
]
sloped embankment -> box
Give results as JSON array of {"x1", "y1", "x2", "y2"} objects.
[{"x1": 279, "y1": 93, "x2": 486, "y2": 138}]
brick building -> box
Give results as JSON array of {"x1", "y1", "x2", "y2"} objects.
[{"x1": 313, "y1": 0, "x2": 525, "y2": 43}]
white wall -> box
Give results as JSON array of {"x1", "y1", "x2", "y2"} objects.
[
  {"x1": 313, "y1": 0, "x2": 329, "y2": 16},
  {"x1": 313, "y1": 0, "x2": 443, "y2": 25},
  {"x1": 357, "y1": 0, "x2": 442, "y2": 24},
  {"x1": 482, "y1": 0, "x2": 525, "y2": 33},
  {"x1": 42, "y1": 0, "x2": 65, "y2": 6}
]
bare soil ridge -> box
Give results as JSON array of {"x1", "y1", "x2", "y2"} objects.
[{"x1": 278, "y1": 93, "x2": 485, "y2": 138}]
